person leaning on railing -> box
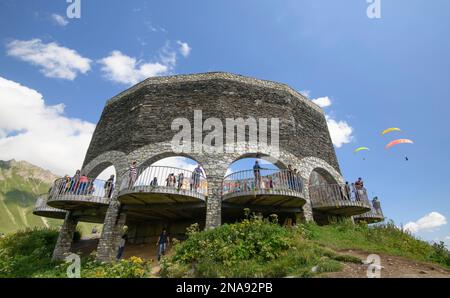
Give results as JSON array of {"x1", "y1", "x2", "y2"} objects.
[
  {"x1": 191, "y1": 164, "x2": 203, "y2": 191},
  {"x1": 287, "y1": 165, "x2": 295, "y2": 190},
  {"x1": 354, "y1": 177, "x2": 366, "y2": 202},
  {"x1": 77, "y1": 175, "x2": 89, "y2": 195},
  {"x1": 104, "y1": 174, "x2": 115, "y2": 198},
  {"x1": 344, "y1": 182, "x2": 351, "y2": 200},
  {"x1": 128, "y1": 161, "x2": 137, "y2": 188},
  {"x1": 177, "y1": 172, "x2": 184, "y2": 190},
  {"x1": 150, "y1": 177, "x2": 158, "y2": 187},
  {"x1": 253, "y1": 160, "x2": 262, "y2": 189},
  {"x1": 69, "y1": 170, "x2": 81, "y2": 193}
]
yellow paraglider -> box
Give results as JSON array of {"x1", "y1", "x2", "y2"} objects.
[
  {"x1": 385, "y1": 139, "x2": 414, "y2": 149},
  {"x1": 354, "y1": 147, "x2": 370, "y2": 153},
  {"x1": 382, "y1": 127, "x2": 401, "y2": 135}
]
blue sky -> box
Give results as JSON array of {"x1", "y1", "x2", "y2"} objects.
[{"x1": 0, "y1": 0, "x2": 449, "y2": 245}]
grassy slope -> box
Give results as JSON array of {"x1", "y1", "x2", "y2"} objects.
[
  {"x1": 161, "y1": 219, "x2": 450, "y2": 278},
  {"x1": 1, "y1": 220, "x2": 449, "y2": 278},
  {"x1": 304, "y1": 221, "x2": 450, "y2": 266},
  {"x1": 0, "y1": 176, "x2": 56, "y2": 234}
]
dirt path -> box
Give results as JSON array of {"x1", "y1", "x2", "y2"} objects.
[{"x1": 322, "y1": 249, "x2": 450, "y2": 278}]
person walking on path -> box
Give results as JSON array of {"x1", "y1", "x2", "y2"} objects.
[{"x1": 156, "y1": 229, "x2": 169, "y2": 261}]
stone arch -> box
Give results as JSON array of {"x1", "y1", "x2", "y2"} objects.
[
  {"x1": 225, "y1": 152, "x2": 288, "y2": 171},
  {"x1": 124, "y1": 142, "x2": 208, "y2": 180},
  {"x1": 220, "y1": 142, "x2": 304, "y2": 173},
  {"x1": 295, "y1": 156, "x2": 344, "y2": 187},
  {"x1": 81, "y1": 151, "x2": 128, "y2": 178}
]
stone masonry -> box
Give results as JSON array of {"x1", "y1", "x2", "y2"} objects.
[
  {"x1": 52, "y1": 212, "x2": 78, "y2": 261},
  {"x1": 50, "y1": 72, "x2": 346, "y2": 263}
]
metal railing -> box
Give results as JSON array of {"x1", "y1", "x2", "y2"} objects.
[
  {"x1": 222, "y1": 168, "x2": 304, "y2": 197},
  {"x1": 118, "y1": 165, "x2": 208, "y2": 196},
  {"x1": 309, "y1": 183, "x2": 371, "y2": 208},
  {"x1": 34, "y1": 194, "x2": 66, "y2": 213},
  {"x1": 354, "y1": 199, "x2": 384, "y2": 219},
  {"x1": 48, "y1": 176, "x2": 113, "y2": 205}
]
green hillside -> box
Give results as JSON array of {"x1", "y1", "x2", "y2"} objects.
[{"x1": 0, "y1": 160, "x2": 98, "y2": 236}]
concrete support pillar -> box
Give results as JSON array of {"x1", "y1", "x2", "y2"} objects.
[
  {"x1": 205, "y1": 177, "x2": 222, "y2": 229},
  {"x1": 96, "y1": 200, "x2": 127, "y2": 262},
  {"x1": 52, "y1": 212, "x2": 78, "y2": 262}
]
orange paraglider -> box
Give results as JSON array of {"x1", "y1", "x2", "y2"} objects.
[{"x1": 385, "y1": 139, "x2": 414, "y2": 149}]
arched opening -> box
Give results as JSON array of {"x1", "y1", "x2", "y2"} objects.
[
  {"x1": 308, "y1": 168, "x2": 371, "y2": 223},
  {"x1": 222, "y1": 156, "x2": 305, "y2": 225},
  {"x1": 309, "y1": 168, "x2": 338, "y2": 186},
  {"x1": 118, "y1": 156, "x2": 207, "y2": 199},
  {"x1": 117, "y1": 155, "x2": 207, "y2": 254}
]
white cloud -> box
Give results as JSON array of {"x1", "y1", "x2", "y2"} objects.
[
  {"x1": 177, "y1": 41, "x2": 191, "y2": 57},
  {"x1": 96, "y1": 165, "x2": 116, "y2": 181},
  {"x1": 404, "y1": 212, "x2": 447, "y2": 233},
  {"x1": 0, "y1": 76, "x2": 95, "y2": 176},
  {"x1": 326, "y1": 115, "x2": 353, "y2": 148},
  {"x1": 98, "y1": 50, "x2": 169, "y2": 85},
  {"x1": 98, "y1": 41, "x2": 191, "y2": 85},
  {"x1": 6, "y1": 39, "x2": 91, "y2": 80},
  {"x1": 153, "y1": 157, "x2": 198, "y2": 171},
  {"x1": 446, "y1": 236, "x2": 450, "y2": 240},
  {"x1": 51, "y1": 14, "x2": 69, "y2": 26},
  {"x1": 311, "y1": 96, "x2": 332, "y2": 108}
]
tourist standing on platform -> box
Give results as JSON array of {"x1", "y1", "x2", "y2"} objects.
[
  {"x1": 128, "y1": 161, "x2": 137, "y2": 188},
  {"x1": 104, "y1": 174, "x2": 115, "y2": 198},
  {"x1": 150, "y1": 177, "x2": 158, "y2": 187},
  {"x1": 177, "y1": 172, "x2": 184, "y2": 190},
  {"x1": 253, "y1": 160, "x2": 262, "y2": 189},
  {"x1": 287, "y1": 164, "x2": 295, "y2": 190},
  {"x1": 192, "y1": 164, "x2": 203, "y2": 190},
  {"x1": 354, "y1": 177, "x2": 365, "y2": 200},
  {"x1": 77, "y1": 174, "x2": 89, "y2": 195},
  {"x1": 345, "y1": 181, "x2": 351, "y2": 200},
  {"x1": 69, "y1": 170, "x2": 81, "y2": 193}
]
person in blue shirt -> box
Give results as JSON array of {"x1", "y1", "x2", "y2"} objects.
[
  {"x1": 156, "y1": 229, "x2": 169, "y2": 261},
  {"x1": 191, "y1": 164, "x2": 203, "y2": 191},
  {"x1": 253, "y1": 160, "x2": 262, "y2": 189}
]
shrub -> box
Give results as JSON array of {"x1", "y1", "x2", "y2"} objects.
[
  {"x1": 161, "y1": 216, "x2": 346, "y2": 278},
  {"x1": 0, "y1": 228, "x2": 59, "y2": 277}
]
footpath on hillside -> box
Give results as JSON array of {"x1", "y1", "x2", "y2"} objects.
[{"x1": 320, "y1": 249, "x2": 450, "y2": 278}]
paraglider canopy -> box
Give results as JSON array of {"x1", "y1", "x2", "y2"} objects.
[
  {"x1": 354, "y1": 147, "x2": 370, "y2": 153},
  {"x1": 382, "y1": 127, "x2": 401, "y2": 135},
  {"x1": 385, "y1": 139, "x2": 414, "y2": 149}
]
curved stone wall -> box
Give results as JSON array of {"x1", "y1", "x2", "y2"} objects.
[{"x1": 82, "y1": 72, "x2": 340, "y2": 175}]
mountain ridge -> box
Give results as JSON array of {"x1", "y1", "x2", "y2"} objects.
[{"x1": 0, "y1": 159, "x2": 96, "y2": 235}]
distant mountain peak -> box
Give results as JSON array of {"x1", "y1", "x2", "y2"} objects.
[{"x1": 0, "y1": 159, "x2": 58, "y2": 184}]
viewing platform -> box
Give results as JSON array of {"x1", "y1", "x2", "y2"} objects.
[
  {"x1": 309, "y1": 184, "x2": 371, "y2": 216},
  {"x1": 33, "y1": 194, "x2": 67, "y2": 219},
  {"x1": 118, "y1": 166, "x2": 207, "y2": 204},
  {"x1": 354, "y1": 197, "x2": 384, "y2": 223},
  {"x1": 47, "y1": 177, "x2": 112, "y2": 210},
  {"x1": 222, "y1": 169, "x2": 306, "y2": 209}
]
